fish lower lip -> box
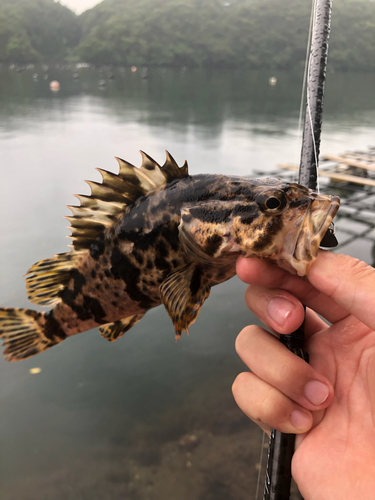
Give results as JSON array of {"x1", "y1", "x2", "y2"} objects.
[
  {"x1": 272, "y1": 194, "x2": 340, "y2": 277},
  {"x1": 293, "y1": 195, "x2": 340, "y2": 269},
  {"x1": 315, "y1": 196, "x2": 340, "y2": 245}
]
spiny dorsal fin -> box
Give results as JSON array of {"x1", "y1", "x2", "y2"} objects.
[
  {"x1": 161, "y1": 151, "x2": 189, "y2": 182},
  {"x1": 99, "y1": 313, "x2": 145, "y2": 342},
  {"x1": 25, "y1": 252, "x2": 83, "y2": 307},
  {"x1": 67, "y1": 151, "x2": 189, "y2": 251}
]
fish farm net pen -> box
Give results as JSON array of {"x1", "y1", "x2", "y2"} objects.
[{"x1": 263, "y1": 0, "x2": 333, "y2": 499}]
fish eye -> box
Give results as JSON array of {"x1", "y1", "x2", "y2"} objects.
[
  {"x1": 265, "y1": 197, "x2": 281, "y2": 210},
  {"x1": 256, "y1": 191, "x2": 287, "y2": 214}
]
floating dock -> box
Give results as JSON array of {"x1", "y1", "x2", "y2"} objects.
[
  {"x1": 279, "y1": 147, "x2": 375, "y2": 188},
  {"x1": 254, "y1": 147, "x2": 375, "y2": 262}
]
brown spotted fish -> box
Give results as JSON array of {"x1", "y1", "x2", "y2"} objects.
[{"x1": 0, "y1": 152, "x2": 340, "y2": 361}]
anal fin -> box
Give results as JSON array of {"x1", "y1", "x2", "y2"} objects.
[
  {"x1": 99, "y1": 313, "x2": 145, "y2": 342},
  {"x1": 160, "y1": 263, "x2": 211, "y2": 338}
]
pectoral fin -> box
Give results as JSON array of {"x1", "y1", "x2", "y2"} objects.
[
  {"x1": 99, "y1": 313, "x2": 145, "y2": 342},
  {"x1": 160, "y1": 263, "x2": 210, "y2": 338},
  {"x1": 179, "y1": 204, "x2": 239, "y2": 264},
  {"x1": 178, "y1": 217, "x2": 214, "y2": 265}
]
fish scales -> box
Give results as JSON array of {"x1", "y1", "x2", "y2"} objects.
[
  {"x1": 0, "y1": 152, "x2": 340, "y2": 361},
  {"x1": 50, "y1": 175, "x2": 250, "y2": 333}
]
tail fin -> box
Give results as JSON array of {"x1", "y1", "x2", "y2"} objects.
[{"x1": 0, "y1": 308, "x2": 65, "y2": 362}]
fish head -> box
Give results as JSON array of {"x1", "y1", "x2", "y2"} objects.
[
  {"x1": 179, "y1": 178, "x2": 340, "y2": 276},
  {"x1": 236, "y1": 180, "x2": 340, "y2": 276}
]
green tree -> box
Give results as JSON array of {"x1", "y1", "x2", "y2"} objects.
[
  {"x1": 0, "y1": 0, "x2": 81, "y2": 63},
  {"x1": 74, "y1": 0, "x2": 375, "y2": 71},
  {"x1": 6, "y1": 32, "x2": 38, "y2": 62},
  {"x1": 0, "y1": 0, "x2": 374, "y2": 71}
]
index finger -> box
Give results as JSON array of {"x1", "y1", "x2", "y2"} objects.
[
  {"x1": 236, "y1": 254, "x2": 348, "y2": 325},
  {"x1": 237, "y1": 250, "x2": 375, "y2": 330},
  {"x1": 237, "y1": 252, "x2": 375, "y2": 331}
]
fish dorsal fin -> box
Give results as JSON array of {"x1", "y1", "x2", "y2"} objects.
[
  {"x1": 99, "y1": 313, "x2": 145, "y2": 342},
  {"x1": 161, "y1": 151, "x2": 189, "y2": 182},
  {"x1": 67, "y1": 151, "x2": 189, "y2": 251},
  {"x1": 25, "y1": 252, "x2": 82, "y2": 307},
  {"x1": 160, "y1": 263, "x2": 211, "y2": 338}
]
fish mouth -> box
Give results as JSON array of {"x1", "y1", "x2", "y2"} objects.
[{"x1": 278, "y1": 194, "x2": 340, "y2": 276}]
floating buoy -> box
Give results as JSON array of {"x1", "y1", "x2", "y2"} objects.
[
  {"x1": 49, "y1": 80, "x2": 60, "y2": 92},
  {"x1": 29, "y1": 367, "x2": 42, "y2": 375},
  {"x1": 131, "y1": 66, "x2": 137, "y2": 73},
  {"x1": 269, "y1": 76, "x2": 277, "y2": 86}
]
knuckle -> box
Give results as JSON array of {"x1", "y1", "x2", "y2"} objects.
[
  {"x1": 257, "y1": 386, "x2": 277, "y2": 421},
  {"x1": 331, "y1": 257, "x2": 374, "y2": 309},
  {"x1": 244, "y1": 284, "x2": 257, "y2": 306},
  {"x1": 349, "y1": 257, "x2": 374, "y2": 280},
  {"x1": 235, "y1": 325, "x2": 256, "y2": 354},
  {"x1": 231, "y1": 371, "x2": 251, "y2": 398},
  {"x1": 257, "y1": 387, "x2": 291, "y2": 427}
]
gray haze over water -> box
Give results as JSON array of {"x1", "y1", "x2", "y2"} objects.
[{"x1": 0, "y1": 66, "x2": 374, "y2": 499}]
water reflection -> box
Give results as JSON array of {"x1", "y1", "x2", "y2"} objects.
[
  {"x1": 0, "y1": 67, "x2": 374, "y2": 499},
  {"x1": 1, "y1": 67, "x2": 374, "y2": 131}
]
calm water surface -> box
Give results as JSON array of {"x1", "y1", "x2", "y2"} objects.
[{"x1": 0, "y1": 67, "x2": 374, "y2": 499}]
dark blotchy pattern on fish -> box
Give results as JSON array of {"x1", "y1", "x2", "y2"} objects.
[{"x1": 0, "y1": 152, "x2": 340, "y2": 361}]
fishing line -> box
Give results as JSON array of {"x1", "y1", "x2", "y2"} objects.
[
  {"x1": 256, "y1": 3, "x2": 318, "y2": 495},
  {"x1": 255, "y1": 430, "x2": 266, "y2": 500},
  {"x1": 263, "y1": 0, "x2": 334, "y2": 496},
  {"x1": 295, "y1": 0, "x2": 318, "y2": 189},
  {"x1": 297, "y1": 0, "x2": 315, "y2": 138},
  {"x1": 306, "y1": 0, "x2": 320, "y2": 193}
]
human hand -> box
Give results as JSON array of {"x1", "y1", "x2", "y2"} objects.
[{"x1": 232, "y1": 251, "x2": 375, "y2": 500}]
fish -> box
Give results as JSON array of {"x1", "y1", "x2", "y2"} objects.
[{"x1": 0, "y1": 151, "x2": 340, "y2": 362}]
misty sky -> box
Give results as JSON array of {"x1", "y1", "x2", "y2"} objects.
[{"x1": 59, "y1": 0, "x2": 102, "y2": 14}]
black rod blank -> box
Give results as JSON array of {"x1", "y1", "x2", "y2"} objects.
[
  {"x1": 263, "y1": 323, "x2": 308, "y2": 500},
  {"x1": 263, "y1": 1, "x2": 333, "y2": 499},
  {"x1": 299, "y1": 0, "x2": 333, "y2": 191}
]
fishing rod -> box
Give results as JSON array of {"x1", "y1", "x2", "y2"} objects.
[{"x1": 263, "y1": 1, "x2": 336, "y2": 499}]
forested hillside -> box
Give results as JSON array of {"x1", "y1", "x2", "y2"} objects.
[
  {"x1": 0, "y1": 0, "x2": 374, "y2": 71},
  {"x1": 0, "y1": 0, "x2": 81, "y2": 63}
]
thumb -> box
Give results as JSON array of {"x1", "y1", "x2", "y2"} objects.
[
  {"x1": 367, "y1": 349, "x2": 375, "y2": 426},
  {"x1": 308, "y1": 251, "x2": 375, "y2": 331}
]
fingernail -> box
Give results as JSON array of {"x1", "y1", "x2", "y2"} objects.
[
  {"x1": 267, "y1": 297, "x2": 295, "y2": 326},
  {"x1": 290, "y1": 409, "x2": 311, "y2": 431},
  {"x1": 304, "y1": 380, "x2": 330, "y2": 406}
]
